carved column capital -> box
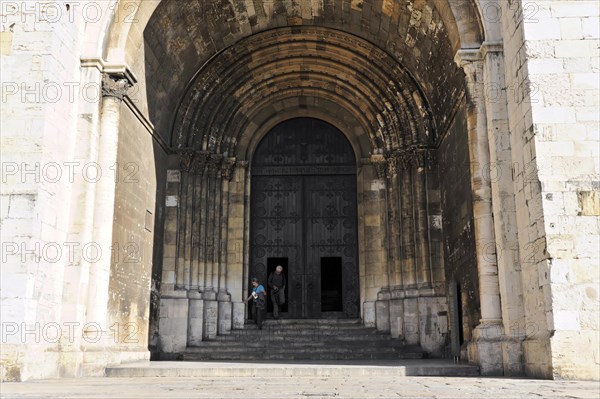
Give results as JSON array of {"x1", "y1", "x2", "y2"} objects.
[
  {"x1": 101, "y1": 73, "x2": 134, "y2": 100},
  {"x1": 397, "y1": 150, "x2": 413, "y2": 171},
  {"x1": 454, "y1": 47, "x2": 483, "y2": 69},
  {"x1": 222, "y1": 158, "x2": 237, "y2": 181},
  {"x1": 178, "y1": 149, "x2": 196, "y2": 172},
  {"x1": 237, "y1": 160, "x2": 250, "y2": 169},
  {"x1": 370, "y1": 154, "x2": 387, "y2": 181},
  {"x1": 191, "y1": 152, "x2": 209, "y2": 175},
  {"x1": 207, "y1": 154, "x2": 223, "y2": 178},
  {"x1": 410, "y1": 147, "x2": 437, "y2": 170},
  {"x1": 385, "y1": 152, "x2": 401, "y2": 177}
]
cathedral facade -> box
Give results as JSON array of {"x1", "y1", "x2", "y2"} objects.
[{"x1": 1, "y1": 0, "x2": 598, "y2": 381}]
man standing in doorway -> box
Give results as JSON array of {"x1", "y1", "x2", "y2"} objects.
[{"x1": 268, "y1": 265, "x2": 286, "y2": 320}]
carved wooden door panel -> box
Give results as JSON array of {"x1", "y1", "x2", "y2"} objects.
[
  {"x1": 305, "y1": 175, "x2": 359, "y2": 318},
  {"x1": 250, "y1": 118, "x2": 359, "y2": 319},
  {"x1": 250, "y1": 176, "x2": 303, "y2": 317}
]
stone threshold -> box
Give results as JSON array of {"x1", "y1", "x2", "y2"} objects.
[{"x1": 105, "y1": 360, "x2": 479, "y2": 378}]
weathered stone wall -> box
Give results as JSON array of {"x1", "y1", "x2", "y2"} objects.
[
  {"x1": 1, "y1": 1, "x2": 86, "y2": 381},
  {"x1": 106, "y1": 101, "x2": 168, "y2": 357},
  {"x1": 500, "y1": 0, "x2": 600, "y2": 379},
  {"x1": 2, "y1": 0, "x2": 598, "y2": 382},
  {"x1": 438, "y1": 100, "x2": 480, "y2": 348}
]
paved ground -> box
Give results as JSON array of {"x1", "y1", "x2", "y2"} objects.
[{"x1": 3, "y1": 375, "x2": 599, "y2": 399}]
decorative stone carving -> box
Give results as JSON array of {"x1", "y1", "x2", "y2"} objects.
[
  {"x1": 370, "y1": 154, "x2": 387, "y2": 181},
  {"x1": 410, "y1": 147, "x2": 437, "y2": 170},
  {"x1": 207, "y1": 154, "x2": 223, "y2": 178},
  {"x1": 385, "y1": 152, "x2": 401, "y2": 177},
  {"x1": 101, "y1": 73, "x2": 133, "y2": 100},
  {"x1": 222, "y1": 158, "x2": 237, "y2": 181},
  {"x1": 191, "y1": 152, "x2": 209, "y2": 175},
  {"x1": 178, "y1": 149, "x2": 196, "y2": 172}
]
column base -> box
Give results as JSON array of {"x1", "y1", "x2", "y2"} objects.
[
  {"x1": 217, "y1": 292, "x2": 232, "y2": 335},
  {"x1": 232, "y1": 301, "x2": 246, "y2": 329},
  {"x1": 375, "y1": 289, "x2": 391, "y2": 332},
  {"x1": 187, "y1": 291, "x2": 204, "y2": 346},
  {"x1": 363, "y1": 301, "x2": 376, "y2": 327},
  {"x1": 158, "y1": 291, "x2": 189, "y2": 353},
  {"x1": 203, "y1": 298, "x2": 218, "y2": 340},
  {"x1": 389, "y1": 298, "x2": 404, "y2": 338},
  {"x1": 502, "y1": 339, "x2": 524, "y2": 376},
  {"x1": 468, "y1": 322, "x2": 504, "y2": 376}
]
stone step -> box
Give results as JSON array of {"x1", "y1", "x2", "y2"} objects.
[
  {"x1": 182, "y1": 319, "x2": 425, "y2": 363},
  {"x1": 185, "y1": 344, "x2": 421, "y2": 353},
  {"x1": 214, "y1": 331, "x2": 393, "y2": 342},
  {"x1": 106, "y1": 360, "x2": 480, "y2": 378},
  {"x1": 234, "y1": 326, "x2": 382, "y2": 333},
  {"x1": 259, "y1": 319, "x2": 363, "y2": 325},
  {"x1": 228, "y1": 325, "x2": 387, "y2": 333},
  {"x1": 190, "y1": 340, "x2": 415, "y2": 348},
  {"x1": 182, "y1": 351, "x2": 423, "y2": 361}
]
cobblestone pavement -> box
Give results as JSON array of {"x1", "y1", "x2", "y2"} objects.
[{"x1": 2, "y1": 376, "x2": 599, "y2": 399}]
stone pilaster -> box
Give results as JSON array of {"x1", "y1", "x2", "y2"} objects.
[
  {"x1": 481, "y1": 41, "x2": 526, "y2": 376},
  {"x1": 385, "y1": 151, "x2": 403, "y2": 289},
  {"x1": 370, "y1": 154, "x2": 391, "y2": 331},
  {"x1": 456, "y1": 48, "x2": 504, "y2": 375},
  {"x1": 411, "y1": 147, "x2": 436, "y2": 289},
  {"x1": 86, "y1": 71, "x2": 135, "y2": 349},
  {"x1": 398, "y1": 151, "x2": 417, "y2": 291}
]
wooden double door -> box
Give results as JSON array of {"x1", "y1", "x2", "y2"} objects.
[{"x1": 250, "y1": 118, "x2": 359, "y2": 319}]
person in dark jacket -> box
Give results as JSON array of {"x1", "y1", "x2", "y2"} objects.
[
  {"x1": 268, "y1": 265, "x2": 286, "y2": 319},
  {"x1": 246, "y1": 277, "x2": 266, "y2": 329}
]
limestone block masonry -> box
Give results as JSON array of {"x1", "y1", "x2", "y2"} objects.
[{"x1": 0, "y1": 0, "x2": 598, "y2": 382}]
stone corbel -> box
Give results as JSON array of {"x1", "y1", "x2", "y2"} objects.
[
  {"x1": 81, "y1": 58, "x2": 137, "y2": 101},
  {"x1": 101, "y1": 73, "x2": 133, "y2": 100},
  {"x1": 221, "y1": 158, "x2": 237, "y2": 181},
  {"x1": 370, "y1": 154, "x2": 387, "y2": 181}
]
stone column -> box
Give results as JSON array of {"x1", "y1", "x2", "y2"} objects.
[
  {"x1": 175, "y1": 150, "x2": 194, "y2": 290},
  {"x1": 456, "y1": 48, "x2": 504, "y2": 375},
  {"x1": 399, "y1": 152, "x2": 418, "y2": 291},
  {"x1": 190, "y1": 154, "x2": 208, "y2": 290},
  {"x1": 86, "y1": 72, "x2": 134, "y2": 345},
  {"x1": 385, "y1": 152, "x2": 403, "y2": 289},
  {"x1": 385, "y1": 151, "x2": 405, "y2": 338},
  {"x1": 217, "y1": 158, "x2": 236, "y2": 335},
  {"x1": 412, "y1": 147, "x2": 434, "y2": 289},
  {"x1": 398, "y1": 151, "x2": 420, "y2": 345},
  {"x1": 481, "y1": 41, "x2": 526, "y2": 375},
  {"x1": 372, "y1": 154, "x2": 391, "y2": 332},
  {"x1": 203, "y1": 155, "x2": 222, "y2": 340}
]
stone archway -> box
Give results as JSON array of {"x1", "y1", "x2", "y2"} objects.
[{"x1": 94, "y1": 0, "x2": 501, "y2": 373}]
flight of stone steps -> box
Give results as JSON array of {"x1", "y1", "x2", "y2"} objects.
[{"x1": 183, "y1": 319, "x2": 423, "y2": 361}]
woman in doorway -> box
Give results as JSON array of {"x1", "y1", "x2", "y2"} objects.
[{"x1": 246, "y1": 277, "x2": 266, "y2": 329}]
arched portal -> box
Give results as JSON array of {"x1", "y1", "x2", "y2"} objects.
[
  {"x1": 87, "y1": 0, "x2": 487, "y2": 372},
  {"x1": 250, "y1": 118, "x2": 359, "y2": 319}
]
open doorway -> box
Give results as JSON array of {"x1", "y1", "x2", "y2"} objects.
[{"x1": 321, "y1": 257, "x2": 343, "y2": 312}]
